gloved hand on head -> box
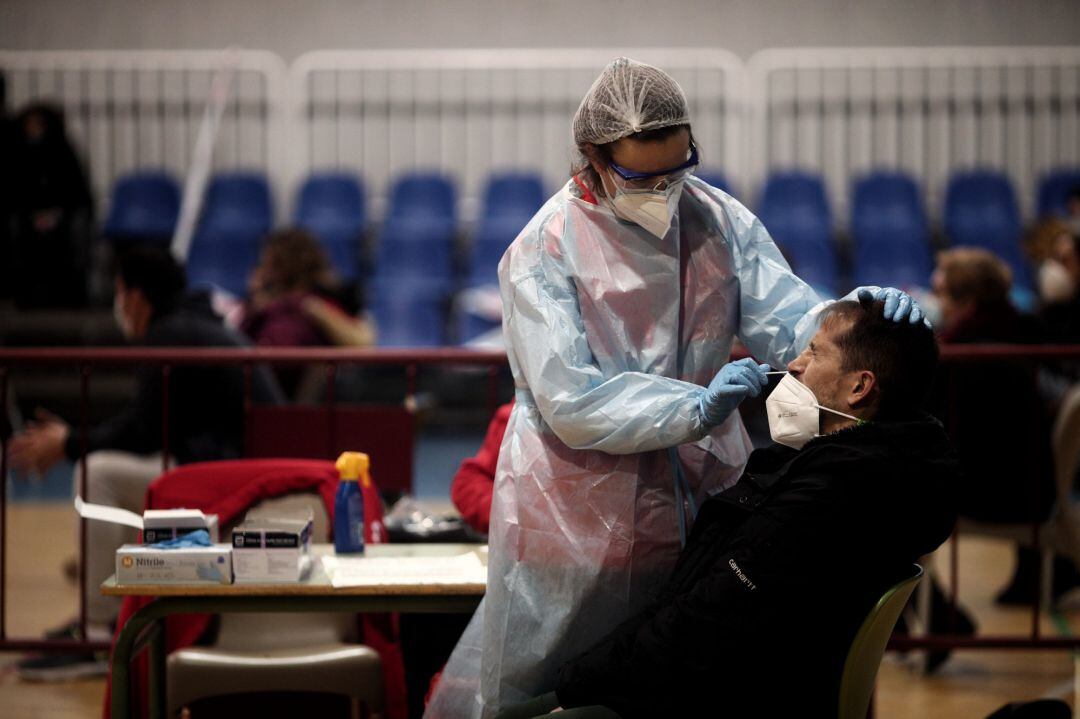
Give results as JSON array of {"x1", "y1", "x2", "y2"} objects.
[
  {"x1": 699, "y1": 358, "x2": 770, "y2": 427},
  {"x1": 846, "y1": 286, "x2": 930, "y2": 327}
]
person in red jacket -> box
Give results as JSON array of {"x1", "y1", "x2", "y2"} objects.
[{"x1": 451, "y1": 402, "x2": 513, "y2": 535}]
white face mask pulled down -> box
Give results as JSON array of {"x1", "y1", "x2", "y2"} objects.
[
  {"x1": 604, "y1": 172, "x2": 685, "y2": 240},
  {"x1": 765, "y1": 373, "x2": 861, "y2": 450}
]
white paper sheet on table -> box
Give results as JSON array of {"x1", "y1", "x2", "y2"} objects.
[{"x1": 321, "y1": 552, "x2": 487, "y2": 588}]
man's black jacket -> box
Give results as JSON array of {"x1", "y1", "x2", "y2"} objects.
[
  {"x1": 555, "y1": 413, "x2": 959, "y2": 718},
  {"x1": 64, "y1": 292, "x2": 283, "y2": 464}
]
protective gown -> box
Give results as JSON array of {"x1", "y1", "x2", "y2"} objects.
[{"x1": 425, "y1": 175, "x2": 825, "y2": 718}]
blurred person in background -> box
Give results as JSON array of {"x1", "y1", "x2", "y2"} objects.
[
  {"x1": 236, "y1": 228, "x2": 374, "y2": 396},
  {"x1": 1065, "y1": 186, "x2": 1080, "y2": 236},
  {"x1": 7, "y1": 244, "x2": 282, "y2": 680},
  {"x1": 930, "y1": 247, "x2": 1078, "y2": 609},
  {"x1": 4, "y1": 102, "x2": 94, "y2": 309},
  {"x1": 1037, "y1": 228, "x2": 1080, "y2": 343}
]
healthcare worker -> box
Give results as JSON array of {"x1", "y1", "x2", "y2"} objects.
[{"x1": 426, "y1": 58, "x2": 923, "y2": 719}]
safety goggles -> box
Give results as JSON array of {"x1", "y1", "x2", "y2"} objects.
[{"x1": 608, "y1": 142, "x2": 699, "y2": 191}]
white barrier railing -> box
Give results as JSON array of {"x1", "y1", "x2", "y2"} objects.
[
  {"x1": 0, "y1": 50, "x2": 289, "y2": 220},
  {"x1": 746, "y1": 46, "x2": 1080, "y2": 223},
  {"x1": 287, "y1": 48, "x2": 747, "y2": 221},
  {"x1": 3, "y1": 47, "x2": 1078, "y2": 227}
]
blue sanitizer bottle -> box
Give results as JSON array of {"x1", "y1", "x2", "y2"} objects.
[{"x1": 334, "y1": 451, "x2": 369, "y2": 555}]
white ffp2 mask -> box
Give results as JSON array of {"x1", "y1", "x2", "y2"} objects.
[
  {"x1": 765, "y1": 373, "x2": 860, "y2": 450},
  {"x1": 605, "y1": 174, "x2": 685, "y2": 239}
]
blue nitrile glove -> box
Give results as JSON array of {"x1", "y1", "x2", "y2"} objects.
[
  {"x1": 847, "y1": 286, "x2": 929, "y2": 326},
  {"x1": 150, "y1": 529, "x2": 212, "y2": 549},
  {"x1": 699, "y1": 358, "x2": 770, "y2": 427}
]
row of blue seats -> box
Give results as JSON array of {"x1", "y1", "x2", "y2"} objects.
[
  {"x1": 759, "y1": 169, "x2": 1080, "y2": 300},
  {"x1": 103, "y1": 167, "x2": 1080, "y2": 345},
  {"x1": 103, "y1": 170, "x2": 549, "y2": 299}
]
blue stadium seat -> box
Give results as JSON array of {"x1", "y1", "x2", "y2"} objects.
[
  {"x1": 1037, "y1": 169, "x2": 1080, "y2": 220},
  {"x1": 371, "y1": 279, "x2": 447, "y2": 347},
  {"x1": 103, "y1": 171, "x2": 181, "y2": 244},
  {"x1": 850, "y1": 172, "x2": 933, "y2": 290},
  {"x1": 375, "y1": 173, "x2": 457, "y2": 287},
  {"x1": 467, "y1": 173, "x2": 545, "y2": 287},
  {"x1": 694, "y1": 170, "x2": 733, "y2": 196},
  {"x1": 186, "y1": 172, "x2": 273, "y2": 297},
  {"x1": 482, "y1": 172, "x2": 545, "y2": 222},
  {"x1": 294, "y1": 172, "x2": 366, "y2": 281},
  {"x1": 458, "y1": 312, "x2": 501, "y2": 345},
  {"x1": 376, "y1": 217, "x2": 456, "y2": 286},
  {"x1": 757, "y1": 172, "x2": 839, "y2": 297},
  {"x1": 387, "y1": 172, "x2": 457, "y2": 223},
  {"x1": 944, "y1": 170, "x2": 1032, "y2": 291}
]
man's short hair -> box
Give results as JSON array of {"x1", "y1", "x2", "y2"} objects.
[
  {"x1": 819, "y1": 295, "x2": 939, "y2": 417},
  {"x1": 116, "y1": 244, "x2": 187, "y2": 313}
]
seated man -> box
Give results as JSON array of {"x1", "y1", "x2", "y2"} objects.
[
  {"x1": 9, "y1": 244, "x2": 283, "y2": 679},
  {"x1": 498, "y1": 295, "x2": 960, "y2": 719}
]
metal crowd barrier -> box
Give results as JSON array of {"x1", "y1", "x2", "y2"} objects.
[
  {"x1": 287, "y1": 48, "x2": 746, "y2": 221},
  {"x1": 745, "y1": 46, "x2": 1080, "y2": 222},
  {"x1": 0, "y1": 344, "x2": 1079, "y2": 659},
  {"x1": 0, "y1": 50, "x2": 289, "y2": 222},
  {"x1": 7, "y1": 46, "x2": 1077, "y2": 226}
]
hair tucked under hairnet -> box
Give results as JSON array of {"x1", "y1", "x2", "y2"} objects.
[{"x1": 572, "y1": 57, "x2": 691, "y2": 146}]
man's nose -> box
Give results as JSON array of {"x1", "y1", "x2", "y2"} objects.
[{"x1": 787, "y1": 358, "x2": 802, "y2": 375}]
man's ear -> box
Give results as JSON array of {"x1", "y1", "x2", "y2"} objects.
[{"x1": 848, "y1": 370, "x2": 877, "y2": 408}]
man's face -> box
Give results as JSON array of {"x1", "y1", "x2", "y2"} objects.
[{"x1": 786, "y1": 318, "x2": 853, "y2": 412}]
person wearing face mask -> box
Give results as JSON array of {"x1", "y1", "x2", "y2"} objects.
[
  {"x1": 8, "y1": 244, "x2": 281, "y2": 681},
  {"x1": 491, "y1": 294, "x2": 957, "y2": 719},
  {"x1": 927, "y1": 248, "x2": 1080, "y2": 613},
  {"x1": 427, "y1": 57, "x2": 925, "y2": 718}
]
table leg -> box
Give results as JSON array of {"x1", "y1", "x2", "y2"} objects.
[
  {"x1": 148, "y1": 621, "x2": 166, "y2": 719},
  {"x1": 112, "y1": 612, "x2": 155, "y2": 719}
]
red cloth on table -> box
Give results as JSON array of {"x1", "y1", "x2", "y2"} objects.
[
  {"x1": 102, "y1": 458, "x2": 406, "y2": 719},
  {"x1": 450, "y1": 402, "x2": 513, "y2": 535}
]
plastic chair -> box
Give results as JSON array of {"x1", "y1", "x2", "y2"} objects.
[
  {"x1": 295, "y1": 172, "x2": 367, "y2": 282},
  {"x1": 167, "y1": 492, "x2": 385, "y2": 719},
  {"x1": 103, "y1": 171, "x2": 182, "y2": 244},
  {"x1": 187, "y1": 172, "x2": 274, "y2": 297},
  {"x1": 374, "y1": 173, "x2": 457, "y2": 286},
  {"x1": 837, "y1": 564, "x2": 923, "y2": 719},
  {"x1": 757, "y1": 171, "x2": 839, "y2": 297},
  {"x1": 1037, "y1": 169, "x2": 1080, "y2": 219},
  {"x1": 694, "y1": 170, "x2": 733, "y2": 196},
  {"x1": 387, "y1": 172, "x2": 456, "y2": 223},
  {"x1": 375, "y1": 217, "x2": 456, "y2": 284},
  {"x1": 464, "y1": 173, "x2": 544, "y2": 287},
  {"x1": 850, "y1": 172, "x2": 933, "y2": 289},
  {"x1": 943, "y1": 170, "x2": 1032, "y2": 291},
  {"x1": 371, "y1": 279, "x2": 447, "y2": 347},
  {"x1": 481, "y1": 172, "x2": 545, "y2": 223}
]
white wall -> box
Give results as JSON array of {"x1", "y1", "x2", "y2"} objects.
[{"x1": 1, "y1": 0, "x2": 1078, "y2": 61}]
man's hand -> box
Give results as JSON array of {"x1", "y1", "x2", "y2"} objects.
[{"x1": 8, "y1": 409, "x2": 70, "y2": 475}]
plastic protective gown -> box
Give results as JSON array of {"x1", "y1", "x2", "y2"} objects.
[{"x1": 425, "y1": 175, "x2": 825, "y2": 718}]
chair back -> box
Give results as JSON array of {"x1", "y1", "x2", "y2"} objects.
[
  {"x1": 1051, "y1": 385, "x2": 1080, "y2": 566},
  {"x1": 850, "y1": 171, "x2": 933, "y2": 289},
  {"x1": 838, "y1": 564, "x2": 923, "y2": 719}
]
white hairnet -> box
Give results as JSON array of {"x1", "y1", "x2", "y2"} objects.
[{"x1": 572, "y1": 57, "x2": 691, "y2": 146}]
